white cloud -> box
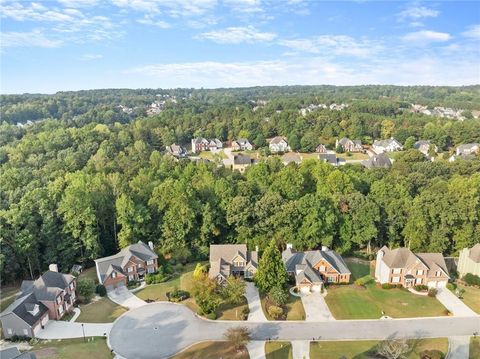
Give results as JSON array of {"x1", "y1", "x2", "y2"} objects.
[
  {"x1": 279, "y1": 35, "x2": 382, "y2": 57},
  {"x1": 196, "y1": 26, "x2": 276, "y2": 44},
  {"x1": 58, "y1": 0, "x2": 99, "y2": 7},
  {"x1": 0, "y1": 2, "x2": 76, "y2": 22},
  {"x1": 1, "y1": 30, "x2": 63, "y2": 48},
  {"x1": 111, "y1": 0, "x2": 218, "y2": 17},
  {"x1": 398, "y1": 5, "x2": 439, "y2": 20},
  {"x1": 462, "y1": 24, "x2": 480, "y2": 39},
  {"x1": 137, "y1": 15, "x2": 170, "y2": 28},
  {"x1": 81, "y1": 53, "x2": 103, "y2": 60},
  {"x1": 402, "y1": 30, "x2": 452, "y2": 43},
  {"x1": 224, "y1": 0, "x2": 263, "y2": 13}
]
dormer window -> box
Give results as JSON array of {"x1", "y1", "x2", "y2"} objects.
[
  {"x1": 127, "y1": 267, "x2": 133, "y2": 273},
  {"x1": 112, "y1": 272, "x2": 117, "y2": 278},
  {"x1": 27, "y1": 304, "x2": 40, "y2": 316},
  {"x1": 234, "y1": 260, "x2": 244, "y2": 267},
  {"x1": 319, "y1": 265, "x2": 326, "y2": 272},
  {"x1": 146, "y1": 260, "x2": 154, "y2": 265}
]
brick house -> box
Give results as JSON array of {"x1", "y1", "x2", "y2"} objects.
[
  {"x1": 336, "y1": 137, "x2": 363, "y2": 152},
  {"x1": 95, "y1": 241, "x2": 158, "y2": 290},
  {"x1": 208, "y1": 244, "x2": 258, "y2": 284},
  {"x1": 282, "y1": 245, "x2": 351, "y2": 293},
  {"x1": 231, "y1": 138, "x2": 253, "y2": 151},
  {"x1": 375, "y1": 246, "x2": 449, "y2": 288},
  {"x1": 0, "y1": 265, "x2": 76, "y2": 339}
]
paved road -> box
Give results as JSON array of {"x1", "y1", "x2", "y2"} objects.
[
  {"x1": 436, "y1": 288, "x2": 477, "y2": 317},
  {"x1": 447, "y1": 336, "x2": 470, "y2": 359},
  {"x1": 301, "y1": 292, "x2": 334, "y2": 321},
  {"x1": 108, "y1": 302, "x2": 480, "y2": 359},
  {"x1": 36, "y1": 321, "x2": 112, "y2": 339},
  {"x1": 108, "y1": 285, "x2": 146, "y2": 309},
  {"x1": 245, "y1": 282, "x2": 268, "y2": 322}
]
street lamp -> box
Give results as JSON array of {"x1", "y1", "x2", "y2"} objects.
[{"x1": 81, "y1": 323, "x2": 86, "y2": 342}]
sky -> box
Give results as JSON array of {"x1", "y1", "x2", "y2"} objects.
[{"x1": 1, "y1": 0, "x2": 479, "y2": 93}]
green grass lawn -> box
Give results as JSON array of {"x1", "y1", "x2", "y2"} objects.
[
  {"x1": 0, "y1": 285, "x2": 20, "y2": 311},
  {"x1": 171, "y1": 341, "x2": 249, "y2": 359},
  {"x1": 471, "y1": 337, "x2": 480, "y2": 359},
  {"x1": 310, "y1": 338, "x2": 447, "y2": 359},
  {"x1": 261, "y1": 293, "x2": 305, "y2": 321},
  {"x1": 456, "y1": 284, "x2": 480, "y2": 314},
  {"x1": 78, "y1": 267, "x2": 98, "y2": 284},
  {"x1": 30, "y1": 337, "x2": 112, "y2": 359},
  {"x1": 77, "y1": 297, "x2": 128, "y2": 323},
  {"x1": 216, "y1": 296, "x2": 249, "y2": 320},
  {"x1": 265, "y1": 341, "x2": 292, "y2": 359},
  {"x1": 344, "y1": 258, "x2": 370, "y2": 281},
  {"x1": 336, "y1": 152, "x2": 369, "y2": 160}
]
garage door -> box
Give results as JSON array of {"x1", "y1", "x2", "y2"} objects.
[
  {"x1": 311, "y1": 285, "x2": 321, "y2": 292},
  {"x1": 427, "y1": 281, "x2": 437, "y2": 288}
]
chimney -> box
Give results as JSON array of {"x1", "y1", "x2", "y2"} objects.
[
  {"x1": 286, "y1": 243, "x2": 293, "y2": 250},
  {"x1": 49, "y1": 264, "x2": 58, "y2": 272},
  {"x1": 321, "y1": 246, "x2": 329, "y2": 252},
  {"x1": 148, "y1": 241, "x2": 154, "y2": 251}
]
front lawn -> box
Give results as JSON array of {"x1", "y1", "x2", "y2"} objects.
[
  {"x1": 0, "y1": 285, "x2": 20, "y2": 311},
  {"x1": 265, "y1": 341, "x2": 292, "y2": 359},
  {"x1": 336, "y1": 152, "x2": 369, "y2": 160},
  {"x1": 216, "y1": 296, "x2": 249, "y2": 320},
  {"x1": 30, "y1": 337, "x2": 112, "y2": 359},
  {"x1": 471, "y1": 337, "x2": 480, "y2": 359},
  {"x1": 456, "y1": 284, "x2": 480, "y2": 314},
  {"x1": 171, "y1": 341, "x2": 249, "y2": 359},
  {"x1": 344, "y1": 258, "x2": 370, "y2": 281},
  {"x1": 261, "y1": 294, "x2": 305, "y2": 321},
  {"x1": 77, "y1": 297, "x2": 128, "y2": 323},
  {"x1": 325, "y1": 282, "x2": 446, "y2": 319},
  {"x1": 310, "y1": 338, "x2": 447, "y2": 359}
]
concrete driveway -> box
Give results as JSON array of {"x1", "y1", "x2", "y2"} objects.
[
  {"x1": 36, "y1": 321, "x2": 112, "y2": 339},
  {"x1": 301, "y1": 292, "x2": 334, "y2": 321},
  {"x1": 245, "y1": 282, "x2": 268, "y2": 322},
  {"x1": 246, "y1": 341, "x2": 265, "y2": 359},
  {"x1": 108, "y1": 285, "x2": 146, "y2": 309},
  {"x1": 436, "y1": 288, "x2": 477, "y2": 317},
  {"x1": 292, "y1": 340, "x2": 310, "y2": 359},
  {"x1": 108, "y1": 302, "x2": 480, "y2": 359},
  {"x1": 447, "y1": 336, "x2": 470, "y2": 359}
]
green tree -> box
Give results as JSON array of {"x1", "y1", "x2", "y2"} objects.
[
  {"x1": 404, "y1": 136, "x2": 416, "y2": 150},
  {"x1": 255, "y1": 239, "x2": 288, "y2": 293},
  {"x1": 77, "y1": 278, "x2": 96, "y2": 303},
  {"x1": 221, "y1": 276, "x2": 246, "y2": 305}
]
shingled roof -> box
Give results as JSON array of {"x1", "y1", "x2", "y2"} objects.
[
  {"x1": 208, "y1": 244, "x2": 258, "y2": 280},
  {"x1": 379, "y1": 246, "x2": 449, "y2": 276},
  {"x1": 282, "y1": 248, "x2": 351, "y2": 275}
]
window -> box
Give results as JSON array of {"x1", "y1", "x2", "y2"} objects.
[
  {"x1": 7, "y1": 328, "x2": 12, "y2": 335},
  {"x1": 146, "y1": 260, "x2": 154, "y2": 265},
  {"x1": 147, "y1": 267, "x2": 155, "y2": 274},
  {"x1": 392, "y1": 277, "x2": 400, "y2": 283},
  {"x1": 234, "y1": 261, "x2": 244, "y2": 267},
  {"x1": 23, "y1": 329, "x2": 28, "y2": 336},
  {"x1": 137, "y1": 263, "x2": 143, "y2": 268},
  {"x1": 392, "y1": 268, "x2": 401, "y2": 274},
  {"x1": 112, "y1": 272, "x2": 117, "y2": 278},
  {"x1": 436, "y1": 270, "x2": 441, "y2": 277},
  {"x1": 327, "y1": 277, "x2": 335, "y2": 282},
  {"x1": 58, "y1": 306, "x2": 64, "y2": 315},
  {"x1": 127, "y1": 267, "x2": 133, "y2": 273},
  {"x1": 415, "y1": 278, "x2": 422, "y2": 284},
  {"x1": 128, "y1": 275, "x2": 134, "y2": 281},
  {"x1": 417, "y1": 269, "x2": 424, "y2": 275},
  {"x1": 319, "y1": 265, "x2": 326, "y2": 272}
]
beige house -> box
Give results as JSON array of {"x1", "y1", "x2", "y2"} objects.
[
  {"x1": 375, "y1": 246, "x2": 449, "y2": 288},
  {"x1": 282, "y1": 245, "x2": 351, "y2": 293},
  {"x1": 232, "y1": 154, "x2": 253, "y2": 173},
  {"x1": 457, "y1": 244, "x2": 480, "y2": 277},
  {"x1": 208, "y1": 244, "x2": 258, "y2": 283}
]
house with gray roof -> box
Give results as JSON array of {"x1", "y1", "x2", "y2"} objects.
[
  {"x1": 282, "y1": 152, "x2": 302, "y2": 165},
  {"x1": 0, "y1": 265, "x2": 76, "y2": 339},
  {"x1": 269, "y1": 136, "x2": 291, "y2": 153},
  {"x1": 375, "y1": 246, "x2": 449, "y2": 288},
  {"x1": 361, "y1": 153, "x2": 392, "y2": 169},
  {"x1": 95, "y1": 241, "x2": 158, "y2": 290},
  {"x1": 0, "y1": 347, "x2": 36, "y2": 359},
  {"x1": 372, "y1": 138, "x2": 403, "y2": 153},
  {"x1": 413, "y1": 140, "x2": 438, "y2": 156},
  {"x1": 455, "y1": 143, "x2": 479, "y2": 156},
  {"x1": 282, "y1": 245, "x2": 351, "y2": 294},
  {"x1": 231, "y1": 138, "x2": 253, "y2": 151},
  {"x1": 208, "y1": 244, "x2": 258, "y2": 284},
  {"x1": 166, "y1": 143, "x2": 187, "y2": 158},
  {"x1": 232, "y1": 154, "x2": 253, "y2": 173},
  {"x1": 336, "y1": 137, "x2": 363, "y2": 152},
  {"x1": 318, "y1": 153, "x2": 343, "y2": 166}
]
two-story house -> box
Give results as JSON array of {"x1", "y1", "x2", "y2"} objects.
[
  {"x1": 336, "y1": 137, "x2": 363, "y2": 153},
  {"x1": 208, "y1": 244, "x2": 258, "y2": 284},
  {"x1": 372, "y1": 138, "x2": 403, "y2": 153},
  {"x1": 191, "y1": 137, "x2": 210, "y2": 153},
  {"x1": 231, "y1": 138, "x2": 253, "y2": 151},
  {"x1": 269, "y1": 136, "x2": 291, "y2": 153},
  {"x1": 457, "y1": 243, "x2": 480, "y2": 277},
  {"x1": 375, "y1": 246, "x2": 449, "y2": 288},
  {"x1": 166, "y1": 144, "x2": 187, "y2": 158},
  {"x1": 95, "y1": 241, "x2": 158, "y2": 290},
  {"x1": 0, "y1": 265, "x2": 76, "y2": 339},
  {"x1": 282, "y1": 245, "x2": 351, "y2": 294}
]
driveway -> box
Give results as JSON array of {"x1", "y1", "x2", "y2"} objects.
[
  {"x1": 108, "y1": 285, "x2": 146, "y2": 309},
  {"x1": 292, "y1": 340, "x2": 310, "y2": 359},
  {"x1": 108, "y1": 302, "x2": 480, "y2": 359},
  {"x1": 447, "y1": 336, "x2": 470, "y2": 359},
  {"x1": 436, "y1": 288, "x2": 477, "y2": 317},
  {"x1": 246, "y1": 341, "x2": 265, "y2": 359},
  {"x1": 301, "y1": 292, "x2": 334, "y2": 321},
  {"x1": 245, "y1": 282, "x2": 268, "y2": 322},
  {"x1": 36, "y1": 321, "x2": 112, "y2": 339}
]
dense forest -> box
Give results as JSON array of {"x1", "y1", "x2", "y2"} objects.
[{"x1": 1, "y1": 85, "x2": 479, "y2": 283}]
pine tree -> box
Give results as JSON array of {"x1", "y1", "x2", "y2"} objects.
[{"x1": 254, "y1": 239, "x2": 288, "y2": 293}]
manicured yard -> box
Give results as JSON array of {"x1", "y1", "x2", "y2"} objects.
[
  {"x1": 344, "y1": 258, "x2": 370, "y2": 280},
  {"x1": 310, "y1": 338, "x2": 447, "y2": 359},
  {"x1": 325, "y1": 282, "x2": 446, "y2": 319},
  {"x1": 0, "y1": 285, "x2": 20, "y2": 312},
  {"x1": 30, "y1": 337, "x2": 112, "y2": 359},
  {"x1": 171, "y1": 341, "x2": 249, "y2": 359},
  {"x1": 471, "y1": 337, "x2": 480, "y2": 359},
  {"x1": 261, "y1": 294, "x2": 305, "y2": 321},
  {"x1": 456, "y1": 284, "x2": 480, "y2": 314},
  {"x1": 336, "y1": 152, "x2": 369, "y2": 160},
  {"x1": 265, "y1": 341, "x2": 292, "y2": 359},
  {"x1": 77, "y1": 297, "x2": 128, "y2": 323},
  {"x1": 216, "y1": 296, "x2": 249, "y2": 320},
  {"x1": 78, "y1": 267, "x2": 99, "y2": 284}
]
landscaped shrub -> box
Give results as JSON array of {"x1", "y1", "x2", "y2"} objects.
[
  {"x1": 463, "y1": 273, "x2": 480, "y2": 286},
  {"x1": 205, "y1": 312, "x2": 216, "y2": 320},
  {"x1": 127, "y1": 281, "x2": 140, "y2": 289},
  {"x1": 420, "y1": 349, "x2": 445, "y2": 359},
  {"x1": 381, "y1": 283, "x2": 393, "y2": 289},
  {"x1": 167, "y1": 288, "x2": 190, "y2": 302},
  {"x1": 8, "y1": 335, "x2": 31, "y2": 342},
  {"x1": 414, "y1": 285, "x2": 428, "y2": 292},
  {"x1": 241, "y1": 306, "x2": 249, "y2": 320},
  {"x1": 354, "y1": 275, "x2": 373, "y2": 287},
  {"x1": 267, "y1": 286, "x2": 288, "y2": 306},
  {"x1": 267, "y1": 305, "x2": 283, "y2": 320},
  {"x1": 428, "y1": 288, "x2": 438, "y2": 297},
  {"x1": 145, "y1": 272, "x2": 170, "y2": 285},
  {"x1": 95, "y1": 284, "x2": 107, "y2": 297},
  {"x1": 446, "y1": 282, "x2": 456, "y2": 291}
]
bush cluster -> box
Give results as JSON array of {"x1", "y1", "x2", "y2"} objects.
[
  {"x1": 463, "y1": 273, "x2": 480, "y2": 286},
  {"x1": 446, "y1": 282, "x2": 456, "y2": 291},
  {"x1": 427, "y1": 288, "x2": 438, "y2": 297},
  {"x1": 414, "y1": 285, "x2": 428, "y2": 292},
  {"x1": 354, "y1": 275, "x2": 373, "y2": 287},
  {"x1": 145, "y1": 272, "x2": 171, "y2": 285},
  {"x1": 167, "y1": 288, "x2": 190, "y2": 302},
  {"x1": 420, "y1": 349, "x2": 445, "y2": 359},
  {"x1": 95, "y1": 284, "x2": 107, "y2": 297}
]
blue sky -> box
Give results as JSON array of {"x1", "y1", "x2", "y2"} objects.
[{"x1": 1, "y1": 0, "x2": 479, "y2": 93}]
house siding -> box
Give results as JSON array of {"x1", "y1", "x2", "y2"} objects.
[
  {"x1": 0, "y1": 313, "x2": 34, "y2": 339},
  {"x1": 458, "y1": 248, "x2": 480, "y2": 276}
]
